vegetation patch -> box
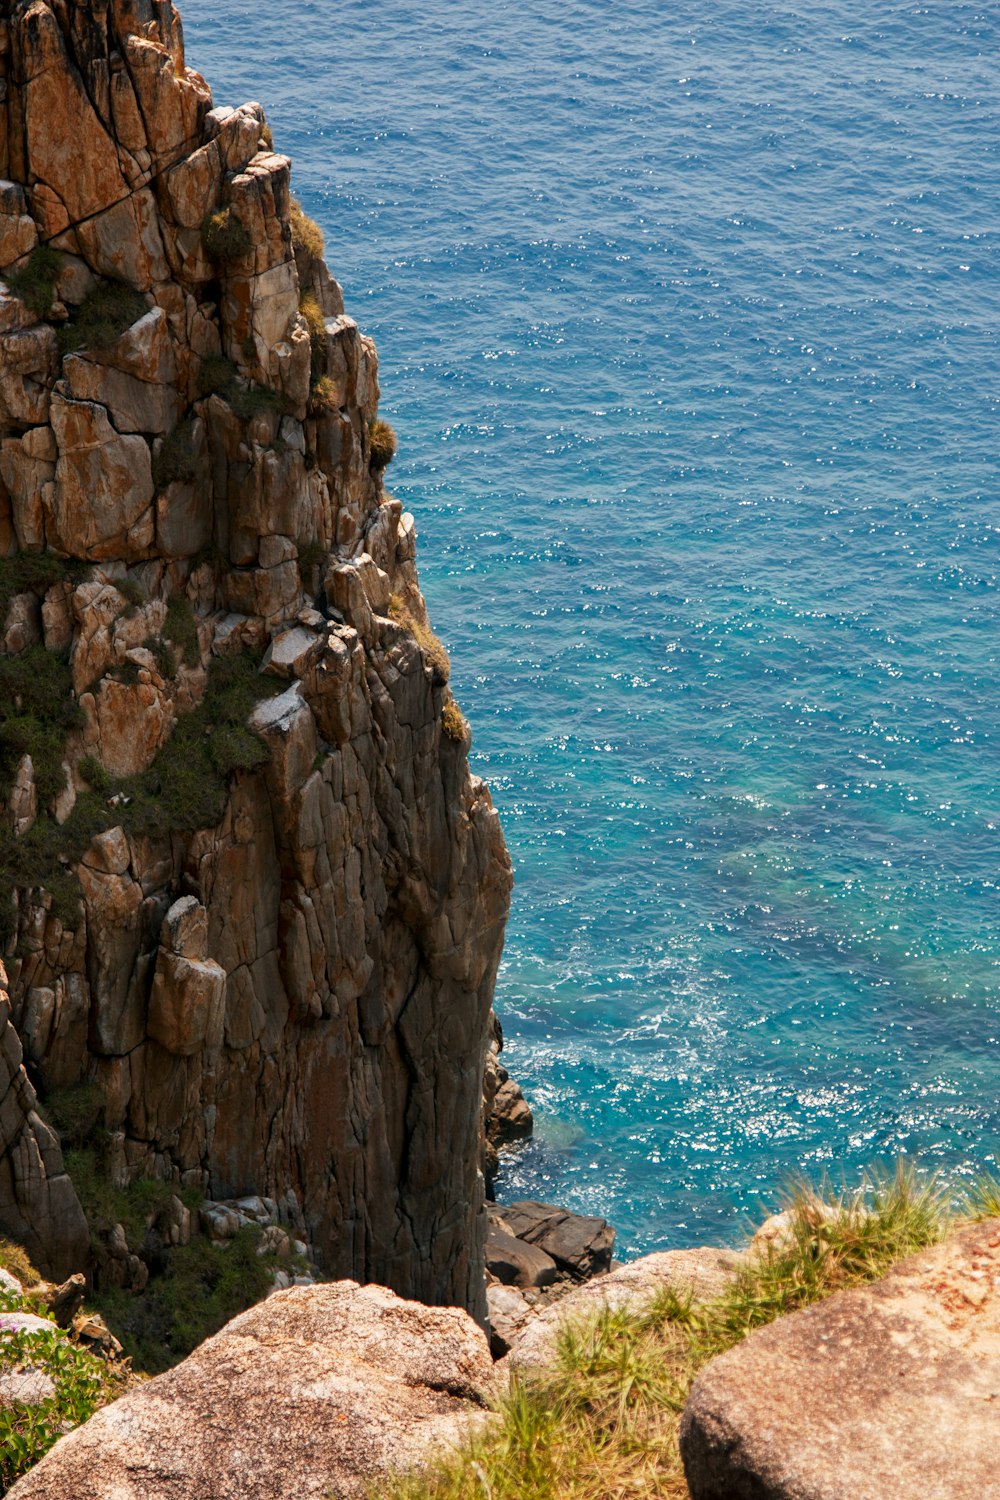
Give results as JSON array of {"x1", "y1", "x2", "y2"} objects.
[
  {"x1": 382, "y1": 1166, "x2": 985, "y2": 1500},
  {"x1": 0, "y1": 551, "x2": 81, "y2": 625},
  {"x1": 164, "y1": 593, "x2": 199, "y2": 667},
  {"x1": 0, "y1": 1296, "x2": 119, "y2": 1492},
  {"x1": 290, "y1": 198, "x2": 325, "y2": 262},
  {"x1": 196, "y1": 353, "x2": 284, "y2": 421},
  {"x1": 441, "y1": 698, "x2": 468, "y2": 744},
  {"x1": 307, "y1": 374, "x2": 338, "y2": 415},
  {"x1": 368, "y1": 417, "x2": 398, "y2": 472},
  {"x1": 57, "y1": 279, "x2": 148, "y2": 357},
  {"x1": 201, "y1": 207, "x2": 253, "y2": 264},
  {"x1": 4, "y1": 244, "x2": 60, "y2": 318},
  {"x1": 0, "y1": 1237, "x2": 42, "y2": 1290},
  {"x1": 300, "y1": 292, "x2": 327, "y2": 387},
  {"x1": 0, "y1": 645, "x2": 82, "y2": 807},
  {"x1": 152, "y1": 419, "x2": 199, "y2": 491}
]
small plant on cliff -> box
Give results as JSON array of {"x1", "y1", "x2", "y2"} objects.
[
  {"x1": 381, "y1": 1164, "x2": 957, "y2": 1500},
  {"x1": 5, "y1": 243, "x2": 60, "y2": 317},
  {"x1": 57, "y1": 279, "x2": 148, "y2": 356},
  {"x1": 0, "y1": 1316, "x2": 119, "y2": 1490},
  {"x1": 300, "y1": 291, "x2": 327, "y2": 385},
  {"x1": 0, "y1": 550, "x2": 77, "y2": 624},
  {"x1": 201, "y1": 207, "x2": 253, "y2": 264},
  {"x1": 290, "y1": 197, "x2": 325, "y2": 262},
  {"x1": 387, "y1": 593, "x2": 451, "y2": 685},
  {"x1": 152, "y1": 419, "x2": 199, "y2": 491},
  {"x1": 441, "y1": 697, "x2": 468, "y2": 744},
  {"x1": 368, "y1": 416, "x2": 397, "y2": 472},
  {"x1": 0, "y1": 645, "x2": 82, "y2": 808},
  {"x1": 164, "y1": 593, "x2": 199, "y2": 667},
  {"x1": 196, "y1": 353, "x2": 284, "y2": 421},
  {"x1": 308, "y1": 374, "x2": 339, "y2": 415}
]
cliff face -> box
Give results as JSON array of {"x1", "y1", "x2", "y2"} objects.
[{"x1": 0, "y1": 0, "x2": 511, "y2": 1321}]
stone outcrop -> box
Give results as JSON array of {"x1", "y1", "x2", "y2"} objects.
[
  {"x1": 0, "y1": 0, "x2": 511, "y2": 1322},
  {"x1": 6, "y1": 1280, "x2": 495, "y2": 1500},
  {"x1": 498, "y1": 1244, "x2": 744, "y2": 1368},
  {"x1": 680, "y1": 1218, "x2": 1000, "y2": 1500}
]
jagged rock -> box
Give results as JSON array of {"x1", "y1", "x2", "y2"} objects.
[
  {"x1": 498, "y1": 1200, "x2": 616, "y2": 1281},
  {"x1": 503, "y1": 1246, "x2": 746, "y2": 1373},
  {"x1": 40, "y1": 1272, "x2": 86, "y2": 1328},
  {"x1": 489, "y1": 1075, "x2": 533, "y2": 1148},
  {"x1": 7, "y1": 1282, "x2": 494, "y2": 1500},
  {"x1": 680, "y1": 1220, "x2": 1000, "y2": 1500},
  {"x1": 0, "y1": 0, "x2": 512, "y2": 1325}
]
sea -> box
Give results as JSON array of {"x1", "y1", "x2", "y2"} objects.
[{"x1": 185, "y1": 0, "x2": 1000, "y2": 1256}]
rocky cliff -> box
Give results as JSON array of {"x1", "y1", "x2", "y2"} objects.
[{"x1": 0, "y1": 0, "x2": 511, "y2": 1323}]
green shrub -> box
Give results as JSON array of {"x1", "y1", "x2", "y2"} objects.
[
  {"x1": 0, "y1": 646, "x2": 82, "y2": 807},
  {"x1": 95, "y1": 1224, "x2": 278, "y2": 1375},
  {"x1": 153, "y1": 420, "x2": 198, "y2": 491},
  {"x1": 144, "y1": 635, "x2": 177, "y2": 681},
  {"x1": 78, "y1": 755, "x2": 110, "y2": 794},
  {"x1": 297, "y1": 541, "x2": 327, "y2": 574},
  {"x1": 5, "y1": 244, "x2": 60, "y2": 317},
  {"x1": 57, "y1": 279, "x2": 148, "y2": 357},
  {"x1": 289, "y1": 198, "x2": 324, "y2": 262},
  {"x1": 196, "y1": 352, "x2": 283, "y2": 421},
  {"x1": 0, "y1": 552, "x2": 78, "y2": 624},
  {"x1": 44, "y1": 1083, "x2": 104, "y2": 1150},
  {"x1": 0, "y1": 1321, "x2": 117, "y2": 1490},
  {"x1": 201, "y1": 208, "x2": 253, "y2": 264},
  {"x1": 164, "y1": 594, "x2": 199, "y2": 667},
  {"x1": 209, "y1": 725, "x2": 271, "y2": 777},
  {"x1": 368, "y1": 417, "x2": 397, "y2": 472}
]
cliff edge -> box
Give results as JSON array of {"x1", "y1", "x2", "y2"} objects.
[{"x1": 0, "y1": 0, "x2": 511, "y2": 1323}]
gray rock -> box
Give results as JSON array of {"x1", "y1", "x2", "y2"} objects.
[
  {"x1": 499, "y1": 1200, "x2": 616, "y2": 1280},
  {"x1": 680, "y1": 1218, "x2": 1000, "y2": 1500},
  {"x1": 486, "y1": 1222, "x2": 558, "y2": 1289}
]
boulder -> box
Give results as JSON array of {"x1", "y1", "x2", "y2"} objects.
[
  {"x1": 498, "y1": 1200, "x2": 616, "y2": 1281},
  {"x1": 504, "y1": 1246, "x2": 745, "y2": 1373},
  {"x1": 487, "y1": 1282, "x2": 532, "y2": 1359},
  {"x1": 486, "y1": 1221, "x2": 558, "y2": 1290},
  {"x1": 680, "y1": 1219, "x2": 1000, "y2": 1500},
  {"x1": 6, "y1": 1281, "x2": 494, "y2": 1500}
]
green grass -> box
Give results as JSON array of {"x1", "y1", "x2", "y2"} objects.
[
  {"x1": 4, "y1": 244, "x2": 60, "y2": 317},
  {"x1": 381, "y1": 1165, "x2": 973, "y2": 1500},
  {"x1": 57, "y1": 279, "x2": 148, "y2": 357}
]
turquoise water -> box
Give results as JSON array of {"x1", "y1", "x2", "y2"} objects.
[{"x1": 186, "y1": 1, "x2": 1000, "y2": 1253}]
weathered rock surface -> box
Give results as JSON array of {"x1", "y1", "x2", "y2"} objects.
[
  {"x1": 680, "y1": 1218, "x2": 1000, "y2": 1500},
  {"x1": 486, "y1": 1220, "x2": 558, "y2": 1290},
  {"x1": 503, "y1": 1245, "x2": 744, "y2": 1372},
  {"x1": 7, "y1": 1281, "x2": 495, "y2": 1500},
  {"x1": 0, "y1": 0, "x2": 511, "y2": 1324},
  {"x1": 497, "y1": 1200, "x2": 616, "y2": 1281}
]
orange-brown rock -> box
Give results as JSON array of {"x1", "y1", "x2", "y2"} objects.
[{"x1": 0, "y1": 0, "x2": 511, "y2": 1328}]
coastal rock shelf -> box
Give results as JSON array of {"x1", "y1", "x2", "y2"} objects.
[{"x1": 0, "y1": 0, "x2": 511, "y2": 1322}]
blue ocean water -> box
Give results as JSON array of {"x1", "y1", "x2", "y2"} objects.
[{"x1": 185, "y1": 1, "x2": 1000, "y2": 1254}]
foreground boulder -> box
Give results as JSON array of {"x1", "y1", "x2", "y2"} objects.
[
  {"x1": 680, "y1": 1218, "x2": 1000, "y2": 1500},
  {"x1": 7, "y1": 1282, "x2": 494, "y2": 1500}
]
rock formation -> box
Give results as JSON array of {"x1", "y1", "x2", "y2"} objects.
[
  {"x1": 0, "y1": 0, "x2": 511, "y2": 1320},
  {"x1": 5, "y1": 1280, "x2": 495, "y2": 1499},
  {"x1": 680, "y1": 1217, "x2": 1000, "y2": 1500}
]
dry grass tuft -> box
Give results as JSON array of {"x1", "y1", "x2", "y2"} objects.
[
  {"x1": 290, "y1": 199, "x2": 325, "y2": 262},
  {"x1": 441, "y1": 697, "x2": 469, "y2": 744},
  {"x1": 381, "y1": 1164, "x2": 968, "y2": 1500}
]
